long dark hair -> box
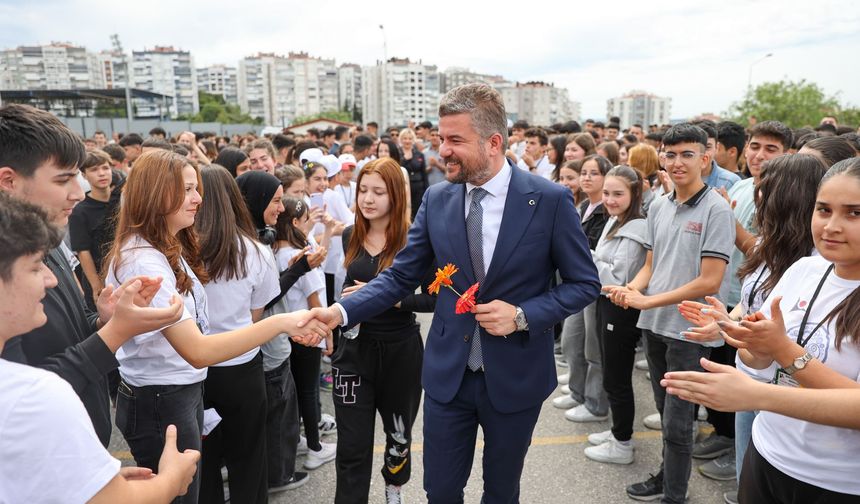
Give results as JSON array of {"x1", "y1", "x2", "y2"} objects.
[
  {"x1": 817, "y1": 157, "x2": 860, "y2": 350},
  {"x1": 196, "y1": 165, "x2": 259, "y2": 281},
  {"x1": 603, "y1": 165, "x2": 644, "y2": 240},
  {"x1": 274, "y1": 196, "x2": 308, "y2": 251},
  {"x1": 214, "y1": 147, "x2": 248, "y2": 177},
  {"x1": 548, "y1": 135, "x2": 567, "y2": 171},
  {"x1": 378, "y1": 138, "x2": 402, "y2": 165},
  {"x1": 737, "y1": 154, "x2": 826, "y2": 295}
]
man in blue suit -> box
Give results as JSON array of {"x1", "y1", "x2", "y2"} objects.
[{"x1": 302, "y1": 83, "x2": 600, "y2": 503}]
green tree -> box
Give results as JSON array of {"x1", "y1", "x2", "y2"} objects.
[
  {"x1": 178, "y1": 91, "x2": 262, "y2": 124},
  {"x1": 292, "y1": 110, "x2": 353, "y2": 125},
  {"x1": 727, "y1": 79, "x2": 840, "y2": 128},
  {"x1": 839, "y1": 108, "x2": 860, "y2": 129}
]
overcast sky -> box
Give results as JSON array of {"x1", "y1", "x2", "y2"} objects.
[{"x1": 2, "y1": 0, "x2": 858, "y2": 121}]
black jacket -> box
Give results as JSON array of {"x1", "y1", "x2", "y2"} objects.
[
  {"x1": 579, "y1": 200, "x2": 609, "y2": 250},
  {"x1": 1, "y1": 246, "x2": 117, "y2": 446}
]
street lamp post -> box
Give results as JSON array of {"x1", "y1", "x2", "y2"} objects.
[
  {"x1": 379, "y1": 24, "x2": 388, "y2": 64},
  {"x1": 747, "y1": 52, "x2": 773, "y2": 91}
]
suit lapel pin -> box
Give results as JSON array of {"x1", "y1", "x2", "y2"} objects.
[{"x1": 528, "y1": 199, "x2": 536, "y2": 206}]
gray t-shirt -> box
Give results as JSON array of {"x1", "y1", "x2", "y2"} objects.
[{"x1": 636, "y1": 185, "x2": 735, "y2": 346}]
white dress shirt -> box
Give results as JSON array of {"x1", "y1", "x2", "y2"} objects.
[
  {"x1": 337, "y1": 159, "x2": 511, "y2": 325},
  {"x1": 465, "y1": 159, "x2": 511, "y2": 276}
]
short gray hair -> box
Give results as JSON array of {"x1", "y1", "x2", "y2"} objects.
[{"x1": 439, "y1": 83, "x2": 508, "y2": 150}]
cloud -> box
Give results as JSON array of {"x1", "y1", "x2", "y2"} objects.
[{"x1": 2, "y1": 0, "x2": 858, "y2": 120}]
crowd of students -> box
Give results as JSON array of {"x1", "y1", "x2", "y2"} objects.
[{"x1": 1, "y1": 96, "x2": 860, "y2": 504}]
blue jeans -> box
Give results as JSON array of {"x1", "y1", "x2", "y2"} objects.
[
  {"x1": 644, "y1": 331, "x2": 711, "y2": 504},
  {"x1": 735, "y1": 409, "x2": 757, "y2": 480},
  {"x1": 116, "y1": 380, "x2": 204, "y2": 504}
]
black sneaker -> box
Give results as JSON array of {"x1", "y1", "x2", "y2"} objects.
[
  {"x1": 269, "y1": 471, "x2": 310, "y2": 493},
  {"x1": 626, "y1": 471, "x2": 663, "y2": 501}
]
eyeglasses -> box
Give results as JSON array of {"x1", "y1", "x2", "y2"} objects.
[{"x1": 663, "y1": 151, "x2": 702, "y2": 163}]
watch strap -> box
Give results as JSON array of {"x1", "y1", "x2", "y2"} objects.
[{"x1": 784, "y1": 352, "x2": 814, "y2": 375}]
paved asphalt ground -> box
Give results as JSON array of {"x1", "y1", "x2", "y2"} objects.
[{"x1": 109, "y1": 312, "x2": 735, "y2": 503}]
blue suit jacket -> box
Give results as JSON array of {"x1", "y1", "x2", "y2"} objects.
[{"x1": 340, "y1": 164, "x2": 600, "y2": 413}]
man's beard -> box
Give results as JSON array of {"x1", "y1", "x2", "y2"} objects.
[{"x1": 445, "y1": 145, "x2": 491, "y2": 185}]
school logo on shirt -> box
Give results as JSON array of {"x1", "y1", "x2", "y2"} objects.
[
  {"x1": 786, "y1": 322, "x2": 831, "y2": 363},
  {"x1": 684, "y1": 221, "x2": 703, "y2": 234}
]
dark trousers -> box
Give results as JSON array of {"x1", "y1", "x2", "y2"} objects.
[
  {"x1": 423, "y1": 370, "x2": 542, "y2": 504},
  {"x1": 596, "y1": 296, "x2": 641, "y2": 442},
  {"x1": 200, "y1": 352, "x2": 268, "y2": 504},
  {"x1": 325, "y1": 273, "x2": 342, "y2": 349},
  {"x1": 290, "y1": 342, "x2": 322, "y2": 450},
  {"x1": 705, "y1": 342, "x2": 737, "y2": 438},
  {"x1": 265, "y1": 358, "x2": 300, "y2": 488},
  {"x1": 116, "y1": 380, "x2": 203, "y2": 504},
  {"x1": 739, "y1": 440, "x2": 859, "y2": 503},
  {"x1": 332, "y1": 331, "x2": 424, "y2": 503},
  {"x1": 644, "y1": 330, "x2": 711, "y2": 504}
]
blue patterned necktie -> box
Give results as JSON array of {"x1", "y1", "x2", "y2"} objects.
[{"x1": 466, "y1": 187, "x2": 488, "y2": 371}]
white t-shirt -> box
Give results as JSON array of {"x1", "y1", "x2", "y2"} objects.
[
  {"x1": 317, "y1": 188, "x2": 355, "y2": 278},
  {"x1": 334, "y1": 181, "x2": 357, "y2": 208},
  {"x1": 752, "y1": 255, "x2": 860, "y2": 494},
  {"x1": 0, "y1": 359, "x2": 120, "y2": 503},
  {"x1": 735, "y1": 262, "x2": 778, "y2": 382},
  {"x1": 261, "y1": 239, "x2": 326, "y2": 370},
  {"x1": 274, "y1": 241, "x2": 326, "y2": 313},
  {"x1": 204, "y1": 237, "x2": 280, "y2": 367},
  {"x1": 106, "y1": 235, "x2": 209, "y2": 387},
  {"x1": 516, "y1": 155, "x2": 554, "y2": 180}
]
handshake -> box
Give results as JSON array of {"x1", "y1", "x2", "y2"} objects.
[{"x1": 290, "y1": 306, "x2": 346, "y2": 355}]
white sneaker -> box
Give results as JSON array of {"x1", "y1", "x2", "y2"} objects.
[
  {"x1": 587, "y1": 429, "x2": 614, "y2": 446},
  {"x1": 634, "y1": 359, "x2": 649, "y2": 370},
  {"x1": 297, "y1": 435, "x2": 308, "y2": 455},
  {"x1": 564, "y1": 404, "x2": 609, "y2": 423},
  {"x1": 303, "y1": 441, "x2": 336, "y2": 470},
  {"x1": 698, "y1": 405, "x2": 708, "y2": 421},
  {"x1": 643, "y1": 412, "x2": 662, "y2": 430},
  {"x1": 560, "y1": 385, "x2": 571, "y2": 395},
  {"x1": 557, "y1": 373, "x2": 570, "y2": 385},
  {"x1": 552, "y1": 395, "x2": 579, "y2": 409},
  {"x1": 319, "y1": 413, "x2": 337, "y2": 435},
  {"x1": 385, "y1": 484, "x2": 403, "y2": 504},
  {"x1": 584, "y1": 437, "x2": 634, "y2": 464}
]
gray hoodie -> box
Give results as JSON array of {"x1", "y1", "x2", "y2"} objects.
[{"x1": 593, "y1": 217, "x2": 648, "y2": 288}]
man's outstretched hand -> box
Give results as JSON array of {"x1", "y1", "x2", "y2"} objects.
[{"x1": 298, "y1": 306, "x2": 344, "y2": 331}]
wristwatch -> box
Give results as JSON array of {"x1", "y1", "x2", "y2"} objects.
[
  {"x1": 514, "y1": 306, "x2": 529, "y2": 331},
  {"x1": 783, "y1": 352, "x2": 814, "y2": 375}
]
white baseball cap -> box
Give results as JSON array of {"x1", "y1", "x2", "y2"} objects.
[
  {"x1": 299, "y1": 147, "x2": 324, "y2": 164},
  {"x1": 320, "y1": 155, "x2": 341, "y2": 178},
  {"x1": 338, "y1": 153, "x2": 357, "y2": 169}
]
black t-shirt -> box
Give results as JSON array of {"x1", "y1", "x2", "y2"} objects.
[
  {"x1": 342, "y1": 226, "x2": 436, "y2": 339},
  {"x1": 69, "y1": 194, "x2": 110, "y2": 271}
]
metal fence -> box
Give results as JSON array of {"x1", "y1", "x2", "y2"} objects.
[{"x1": 58, "y1": 117, "x2": 261, "y2": 139}]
